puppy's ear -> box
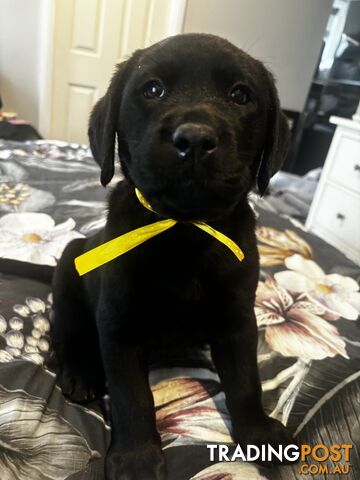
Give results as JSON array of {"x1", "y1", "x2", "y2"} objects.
[
  {"x1": 88, "y1": 61, "x2": 130, "y2": 187},
  {"x1": 257, "y1": 72, "x2": 290, "y2": 196}
]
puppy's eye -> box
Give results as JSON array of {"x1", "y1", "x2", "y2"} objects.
[
  {"x1": 143, "y1": 80, "x2": 165, "y2": 99},
  {"x1": 230, "y1": 84, "x2": 253, "y2": 105}
]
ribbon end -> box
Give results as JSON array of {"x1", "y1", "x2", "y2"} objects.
[{"x1": 74, "y1": 257, "x2": 87, "y2": 276}]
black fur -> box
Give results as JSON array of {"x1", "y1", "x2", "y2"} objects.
[{"x1": 6, "y1": 34, "x2": 293, "y2": 479}]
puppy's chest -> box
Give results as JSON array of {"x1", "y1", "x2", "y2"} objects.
[
  {"x1": 106, "y1": 221, "x2": 239, "y2": 312},
  {"x1": 124, "y1": 230, "x2": 223, "y2": 300},
  {"x1": 138, "y1": 245, "x2": 209, "y2": 302},
  {"x1": 100, "y1": 226, "x2": 243, "y2": 341}
]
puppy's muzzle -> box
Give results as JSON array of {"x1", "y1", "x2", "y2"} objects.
[{"x1": 172, "y1": 123, "x2": 218, "y2": 159}]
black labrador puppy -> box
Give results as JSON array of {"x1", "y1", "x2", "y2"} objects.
[{"x1": 51, "y1": 33, "x2": 292, "y2": 479}]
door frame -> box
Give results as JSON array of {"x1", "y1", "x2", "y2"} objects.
[
  {"x1": 39, "y1": 0, "x2": 188, "y2": 140},
  {"x1": 38, "y1": 0, "x2": 56, "y2": 138}
]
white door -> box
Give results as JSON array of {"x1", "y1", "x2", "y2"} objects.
[{"x1": 49, "y1": 0, "x2": 186, "y2": 144}]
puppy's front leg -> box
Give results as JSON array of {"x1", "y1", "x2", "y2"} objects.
[
  {"x1": 99, "y1": 334, "x2": 165, "y2": 480},
  {"x1": 210, "y1": 312, "x2": 294, "y2": 461}
]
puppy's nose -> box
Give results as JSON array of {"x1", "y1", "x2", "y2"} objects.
[{"x1": 172, "y1": 123, "x2": 218, "y2": 158}]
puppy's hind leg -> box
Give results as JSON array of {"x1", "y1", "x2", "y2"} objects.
[{"x1": 50, "y1": 238, "x2": 105, "y2": 403}]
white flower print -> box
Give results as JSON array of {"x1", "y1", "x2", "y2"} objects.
[
  {"x1": 275, "y1": 254, "x2": 360, "y2": 320},
  {"x1": 8, "y1": 317, "x2": 24, "y2": 330},
  {"x1": 0, "y1": 297, "x2": 52, "y2": 365},
  {"x1": 0, "y1": 385, "x2": 101, "y2": 480},
  {"x1": 191, "y1": 462, "x2": 268, "y2": 479},
  {"x1": 256, "y1": 277, "x2": 348, "y2": 361},
  {"x1": 0, "y1": 212, "x2": 84, "y2": 265},
  {"x1": 0, "y1": 183, "x2": 55, "y2": 213},
  {"x1": 0, "y1": 315, "x2": 7, "y2": 333}
]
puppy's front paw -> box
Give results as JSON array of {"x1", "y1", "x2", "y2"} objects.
[
  {"x1": 56, "y1": 367, "x2": 105, "y2": 404},
  {"x1": 234, "y1": 415, "x2": 296, "y2": 465},
  {"x1": 106, "y1": 443, "x2": 165, "y2": 480}
]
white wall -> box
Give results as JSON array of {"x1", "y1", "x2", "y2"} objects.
[
  {"x1": 0, "y1": 0, "x2": 49, "y2": 129},
  {"x1": 184, "y1": 0, "x2": 333, "y2": 112}
]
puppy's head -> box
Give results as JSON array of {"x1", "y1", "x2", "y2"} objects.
[{"x1": 89, "y1": 34, "x2": 289, "y2": 221}]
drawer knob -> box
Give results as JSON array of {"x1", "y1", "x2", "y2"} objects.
[
  {"x1": 354, "y1": 164, "x2": 360, "y2": 172},
  {"x1": 336, "y1": 212, "x2": 346, "y2": 220}
]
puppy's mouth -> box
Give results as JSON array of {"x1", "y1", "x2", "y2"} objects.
[
  {"x1": 139, "y1": 177, "x2": 244, "y2": 223},
  {"x1": 133, "y1": 155, "x2": 246, "y2": 222}
]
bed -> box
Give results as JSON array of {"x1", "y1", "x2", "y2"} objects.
[{"x1": 0, "y1": 139, "x2": 359, "y2": 480}]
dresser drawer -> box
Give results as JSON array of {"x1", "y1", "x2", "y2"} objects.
[
  {"x1": 328, "y1": 131, "x2": 360, "y2": 194},
  {"x1": 313, "y1": 183, "x2": 360, "y2": 253}
]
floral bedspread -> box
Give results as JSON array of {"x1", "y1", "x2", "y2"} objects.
[{"x1": 0, "y1": 140, "x2": 359, "y2": 480}]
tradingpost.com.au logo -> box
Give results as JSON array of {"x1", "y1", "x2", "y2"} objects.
[{"x1": 207, "y1": 443, "x2": 353, "y2": 476}]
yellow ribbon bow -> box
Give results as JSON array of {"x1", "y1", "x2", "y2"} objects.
[{"x1": 74, "y1": 188, "x2": 244, "y2": 276}]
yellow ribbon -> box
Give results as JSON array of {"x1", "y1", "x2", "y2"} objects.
[{"x1": 75, "y1": 188, "x2": 244, "y2": 276}]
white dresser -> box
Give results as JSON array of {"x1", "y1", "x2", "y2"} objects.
[{"x1": 306, "y1": 116, "x2": 360, "y2": 265}]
